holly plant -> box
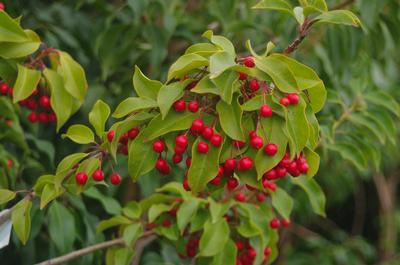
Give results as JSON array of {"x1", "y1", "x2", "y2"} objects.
[{"x1": 0, "y1": 1, "x2": 363, "y2": 265}]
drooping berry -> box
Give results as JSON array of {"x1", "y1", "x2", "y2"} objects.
[
  {"x1": 280, "y1": 97, "x2": 290, "y2": 106},
  {"x1": 183, "y1": 178, "x2": 191, "y2": 191},
  {"x1": 260, "y1": 105, "x2": 273, "y2": 117},
  {"x1": 28, "y1": 112, "x2": 38, "y2": 123},
  {"x1": 175, "y1": 135, "x2": 188, "y2": 148},
  {"x1": 250, "y1": 136, "x2": 264, "y2": 150},
  {"x1": 270, "y1": 218, "x2": 280, "y2": 229},
  {"x1": 210, "y1": 134, "x2": 222, "y2": 147},
  {"x1": 197, "y1": 141, "x2": 209, "y2": 154},
  {"x1": 0, "y1": 83, "x2": 9, "y2": 94},
  {"x1": 188, "y1": 100, "x2": 199, "y2": 112},
  {"x1": 174, "y1": 144, "x2": 186, "y2": 155},
  {"x1": 0, "y1": 3, "x2": 4, "y2": 10},
  {"x1": 191, "y1": 119, "x2": 204, "y2": 133},
  {"x1": 276, "y1": 166, "x2": 287, "y2": 178},
  {"x1": 236, "y1": 240, "x2": 245, "y2": 251},
  {"x1": 227, "y1": 177, "x2": 239, "y2": 190},
  {"x1": 185, "y1": 157, "x2": 192, "y2": 167},
  {"x1": 235, "y1": 192, "x2": 246, "y2": 202},
  {"x1": 224, "y1": 159, "x2": 237, "y2": 171},
  {"x1": 155, "y1": 159, "x2": 168, "y2": 172},
  {"x1": 162, "y1": 219, "x2": 171, "y2": 227},
  {"x1": 39, "y1": 95, "x2": 51, "y2": 108},
  {"x1": 38, "y1": 112, "x2": 48, "y2": 123},
  {"x1": 107, "y1": 130, "x2": 115, "y2": 142},
  {"x1": 92, "y1": 169, "x2": 105, "y2": 182},
  {"x1": 249, "y1": 130, "x2": 257, "y2": 139},
  {"x1": 264, "y1": 143, "x2": 278, "y2": 156},
  {"x1": 201, "y1": 126, "x2": 214, "y2": 140},
  {"x1": 172, "y1": 153, "x2": 183, "y2": 164},
  {"x1": 119, "y1": 133, "x2": 129, "y2": 144},
  {"x1": 233, "y1": 140, "x2": 246, "y2": 149},
  {"x1": 238, "y1": 156, "x2": 253, "y2": 171},
  {"x1": 152, "y1": 140, "x2": 165, "y2": 153},
  {"x1": 48, "y1": 113, "x2": 57, "y2": 122},
  {"x1": 299, "y1": 163, "x2": 309, "y2": 174},
  {"x1": 282, "y1": 219, "x2": 290, "y2": 228},
  {"x1": 173, "y1": 99, "x2": 186, "y2": 112},
  {"x1": 110, "y1": 173, "x2": 122, "y2": 185},
  {"x1": 287, "y1": 93, "x2": 299, "y2": 105},
  {"x1": 248, "y1": 248, "x2": 257, "y2": 259},
  {"x1": 210, "y1": 176, "x2": 222, "y2": 185},
  {"x1": 217, "y1": 166, "x2": 224, "y2": 177},
  {"x1": 264, "y1": 247, "x2": 272, "y2": 256},
  {"x1": 244, "y1": 57, "x2": 255, "y2": 68},
  {"x1": 257, "y1": 193, "x2": 266, "y2": 202},
  {"x1": 263, "y1": 169, "x2": 277, "y2": 180},
  {"x1": 75, "y1": 172, "x2": 88, "y2": 185},
  {"x1": 249, "y1": 79, "x2": 260, "y2": 91},
  {"x1": 128, "y1": 128, "x2": 140, "y2": 139},
  {"x1": 239, "y1": 72, "x2": 248, "y2": 80}
]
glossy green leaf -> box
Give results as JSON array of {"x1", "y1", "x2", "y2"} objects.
[
  {"x1": 348, "y1": 113, "x2": 386, "y2": 144},
  {"x1": 285, "y1": 97, "x2": 309, "y2": 156},
  {"x1": 11, "y1": 199, "x2": 32, "y2": 245},
  {"x1": 96, "y1": 215, "x2": 132, "y2": 233},
  {"x1": 212, "y1": 70, "x2": 238, "y2": 104},
  {"x1": 216, "y1": 95, "x2": 245, "y2": 141},
  {"x1": 40, "y1": 184, "x2": 64, "y2": 210},
  {"x1": 364, "y1": 90, "x2": 400, "y2": 117},
  {"x1": 148, "y1": 204, "x2": 173, "y2": 223},
  {"x1": 167, "y1": 53, "x2": 208, "y2": 81},
  {"x1": 128, "y1": 133, "x2": 158, "y2": 181},
  {"x1": 199, "y1": 219, "x2": 230, "y2": 257},
  {"x1": 177, "y1": 198, "x2": 200, "y2": 234},
  {"x1": 12, "y1": 64, "x2": 41, "y2": 103},
  {"x1": 123, "y1": 223, "x2": 143, "y2": 246},
  {"x1": 327, "y1": 142, "x2": 367, "y2": 171},
  {"x1": 157, "y1": 81, "x2": 186, "y2": 119},
  {"x1": 0, "y1": 189, "x2": 15, "y2": 204},
  {"x1": 113, "y1": 97, "x2": 157, "y2": 118},
  {"x1": 122, "y1": 202, "x2": 142, "y2": 220},
  {"x1": 84, "y1": 187, "x2": 121, "y2": 215},
  {"x1": 252, "y1": 0, "x2": 294, "y2": 16},
  {"x1": 48, "y1": 201, "x2": 76, "y2": 253},
  {"x1": 294, "y1": 7, "x2": 305, "y2": 24},
  {"x1": 0, "y1": 30, "x2": 40, "y2": 59},
  {"x1": 191, "y1": 75, "x2": 220, "y2": 95},
  {"x1": 55, "y1": 152, "x2": 88, "y2": 177},
  {"x1": 209, "y1": 51, "x2": 236, "y2": 78},
  {"x1": 133, "y1": 65, "x2": 162, "y2": 100},
  {"x1": 89, "y1": 100, "x2": 110, "y2": 137},
  {"x1": 299, "y1": 0, "x2": 327, "y2": 14},
  {"x1": 202, "y1": 30, "x2": 235, "y2": 56},
  {"x1": 304, "y1": 147, "x2": 320, "y2": 179},
  {"x1": 62, "y1": 124, "x2": 94, "y2": 144},
  {"x1": 315, "y1": 10, "x2": 362, "y2": 27},
  {"x1": 271, "y1": 188, "x2": 293, "y2": 219},
  {"x1": 0, "y1": 11, "x2": 28, "y2": 42},
  {"x1": 185, "y1": 43, "x2": 219, "y2": 57},
  {"x1": 292, "y1": 176, "x2": 326, "y2": 217}
]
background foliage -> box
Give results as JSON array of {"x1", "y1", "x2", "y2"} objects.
[{"x1": 1, "y1": 0, "x2": 399, "y2": 264}]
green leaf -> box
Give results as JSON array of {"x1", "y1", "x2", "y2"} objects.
[
  {"x1": 293, "y1": 7, "x2": 305, "y2": 24},
  {"x1": 271, "y1": 188, "x2": 293, "y2": 219},
  {"x1": 96, "y1": 215, "x2": 132, "y2": 233},
  {"x1": 157, "y1": 81, "x2": 186, "y2": 119},
  {"x1": 209, "y1": 199, "x2": 231, "y2": 224},
  {"x1": 40, "y1": 184, "x2": 64, "y2": 209},
  {"x1": 252, "y1": 0, "x2": 294, "y2": 16},
  {"x1": 212, "y1": 71, "x2": 238, "y2": 104},
  {"x1": 202, "y1": 30, "x2": 235, "y2": 56},
  {"x1": 299, "y1": 0, "x2": 327, "y2": 14},
  {"x1": 292, "y1": 176, "x2": 326, "y2": 217},
  {"x1": 199, "y1": 219, "x2": 230, "y2": 257},
  {"x1": 133, "y1": 65, "x2": 162, "y2": 100},
  {"x1": 156, "y1": 182, "x2": 191, "y2": 199},
  {"x1": 89, "y1": 100, "x2": 110, "y2": 137},
  {"x1": 348, "y1": 113, "x2": 386, "y2": 144},
  {"x1": 0, "y1": 11, "x2": 29, "y2": 42},
  {"x1": 255, "y1": 56, "x2": 298, "y2": 93},
  {"x1": 188, "y1": 137, "x2": 224, "y2": 193},
  {"x1": 148, "y1": 204, "x2": 173, "y2": 223},
  {"x1": 55, "y1": 152, "x2": 88, "y2": 177},
  {"x1": 58, "y1": 51, "x2": 88, "y2": 102},
  {"x1": 327, "y1": 142, "x2": 367, "y2": 171},
  {"x1": 216, "y1": 95, "x2": 245, "y2": 141},
  {"x1": 177, "y1": 198, "x2": 200, "y2": 234},
  {"x1": 191, "y1": 75, "x2": 220, "y2": 95},
  {"x1": 307, "y1": 81, "x2": 327, "y2": 113},
  {"x1": 142, "y1": 111, "x2": 198, "y2": 141},
  {"x1": 48, "y1": 201, "x2": 76, "y2": 253},
  {"x1": 167, "y1": 53, "x2": 208, "y2": 81},
  {"x1": 255, "y1": 116, "x2": 288, "y2": 179},
  {"x1": 285, "y1": 97, "x2": 309, "y2": 156},
  {"x1": 43, "y1": 68, "x2": 73, "y2": 131},
  {"x1": 123, "y1": 223, "x2": 143, "y2": 246},
  {"x1": 209, "y1": 51, "x2": 236, "y2": 78},
  {"x1": 304, "y1": 147, "x2": 320, "y2": 179},
  {"x1": 128, "y1": 133, "x2": 158, "y2": 181},
  {"x1": 11, "y1": 199, "x2": 32, "y2": 245},
  {"x1": 314, "y1": 10, "x2": 362, "y2": 27},
  {"x1": 0, "y1": 30, "x2": 40, "y2": 59},
  {"x1": 0, "y1": 189, "x2": 15, "y2": 204},
  {"x1": 185, "y1": 43, "x2": 219, "y2": 57},
  {"x1": 62, "y1": 124, "x2": 94, "y2": 144},
  {"x1": 113, "y1": 97, "x2": 158, "y2": 118},
  {"x1": 122, "y1": 202, "x2": 142, "y2": 220},
  {"x1": 364, "y1": 90, "x2": 400, "y2": 118},
  {"x1": 84, "y1": 187, "x2": 121, "y2": 215},
  {"x1": 12, "y1": 64, "x2": 41, "y2": 103}
]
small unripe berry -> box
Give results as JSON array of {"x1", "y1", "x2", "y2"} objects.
[
  {"x1": 270, "y1": 218, "x2": 280, "y2": 229},
  {"x1": 92, "y1": 169, "x2": 104, "y2": 182},
  {"x1": 210, "y1": 134, "x2": 222, "y2": 147},
  {"x1": 287, "y1": 93, "x2": 299, "y2": 105},
  {"x1": 152, "y1": 140, "x2": 165, "y2": 153},
  {"x1": 7, "y1": 159, "x2": 13, "y2": 169},
  {"x1": 280, "y1": 97, "x2": 290, "y2": 106},
  {"x1": 173, "y1": 99, "x2": 186, "y2": 112},
  {"x1": 75, "y1": 172, "x2": 88, "y2": 185},
  {"x1": 244, "y1": 57, "x2": 255, "y2": 68},
  {"x1": 235, "y1": 192, "x2": 246, "y2": 202},
  {"x1": 264, "y1": 143, "x2": 278, "y2": 156},
  {"x1": 239, "y1": 72, "x2": 248, "y2": 80},
  {"x1": 110, "y1": 173, "x2": 122, "y2": 185},
  {"x1": 197, "y1": 141, "x2": 209, "y2": 154},
  {"x1": 250, "y1": 136, "x2": 264, "y2": 150},
  {"x1": 249, "y1": 79, "x2": 260, "y2": 91},
  {"x1": 201, "y1": 126, "x2": 214, "y2": 140},
  {"x1": 107, "y1": 130, "x2": 115, "y2": 142},
  {"x1": 128, "y1": 128, "x2": 140, "y2": 139},
  {"x1": 224, "y1": 159, "x2": 237, "y2": 171},
  {"x1": 172, "y1": 153, "x2": 183, "y2": 164},
  {"x1": 175, "y1": 135, "x2": 188, "y2": 148},
  {"x1": 260, "y1": 105, "x2": 273, "y2": 117},
  {"x1": 188, "y1": 100, "x2": 199, "y2": 112},
  {"x1": 227, "y1": 177, "x2": 239, "y2": 190}
]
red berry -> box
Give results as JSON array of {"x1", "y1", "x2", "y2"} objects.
[
  {"x1": 210, "y1": 176, "x2": 222, "y2": 185},
  {"x1": 152, "y1": 140, "x2": 165, "y2": 153},
  {"x1": 233, "y1": 140, "x2": 246, "y2": 149},
  {"x1": 276, "y1": 166, "x2": 287, "y2": 178},
  {"x1": 27, "y1": 98, "x2": 37, "y2": 110},
  {"x1": 173, "y1": 99, "x2": 186, "y2": 112},
  {"x1": 264, "y1": 143, "x2": 278, "y2": 156},
  {"x1": 38, "y1": 112, "x2": 48, "y2": 123},
  {"x1": 244, "y1": 57, "x2": 255, "y2": 68},
  {"x1": 264, "y1": 247, "x2": 272, "y2": 256},
  {"x1": 174, "y1": 144, "x2": 186, "y2": 155},
  {"x1": 168, "y1": 208, "x2": 177, "y2": 217},
  {"x1": 287, "y1": 93, "x2": 299, "y2": 105},
  {"x1": 236, "y1": 240, "x2": 245, "y2": 251},
  {"x1": 110, "y1": 173, "x2": 122, "y2": 185},
  {"x1": 0, "y1": 2, "x2": 4, "y2": 10},
  {"x1": 210, "y1": 134, "x2": 222, "y2": 147},
  {"x1": 31, "y1": 89, "x2": 39, "y2": 96},
  {"x1": 249, "y1": 79, "x2": 260, "y2": 91},
  {"x1": 239, "y1": 72, "x2": 248, "y2": 80},
  {"x1": 0, "y1": 83, "x2": 9, "y2": 94},
  {"x1": 270, "y1": 218, "x2": 280, "y2": 229},
  {"x1": 227, "y1": 177, "x2": 239, "y2": 190},
  {"x1": 75, "y1": 172, "x2": 88, "y2": 185},
  {"x1": 48, "y1": 113, "x2": 57, "y2": 122},
  {"x1": 188, "y1": 100, "x2": 199, "y2": 112},
  {"x1": 172, "y1": 153, "x2": 183, "y2": 164},
  {"x1": 280, "y1": 97, "x2": 290, "y2": 106},
  {"x1": 250, "y1": 136, "x2": 264, "y2": 150},
  {"x1": 235, "y1": 192, "x2": 246, "y2": 202},
  {"x1": 191, "y1": 119, "x2": 204, "y2": 133},
  {"x1": 39, "y1": 95, "x2": 51, "y2": 108},
  {"x1": 217, "y1": 166, "x2": 224, "y2": 177},
  {"x1": 299, "y1": 163, "x2": 309, "y2": 174},
  {"x1": 107, "y1": 130, "x2": 115, "y2": 142},
  {"x1": 262, "y1": 179, "x2": 277, "y2": 191},
  {"x1": 249, "y1": 130, "x2": 258, "y2": 139},
  {"x1": 263, "y1": 169, "x2": 277, "y2": 180},
  {"x1": 257, "y1": 193, "x2": 266, "y2": 202},
  {"x1": 224, "y1": 159, "x2": 237, "y2": 171},
  {"x1": 260, "y1": 105, "x2": 273, "y2": 117},
  {"x1": 92, "y1": 169, "x2": 104, "y2": 181},
  {"x1": 176, "y1": 135, "x2": 188, "y2": 148},
  {"x1": 248, "y1": 248, "x2": 257, "y2": 258},
  {"x1": 238, "y1": 157, "x2": 253, "y2": 171},
  {"x1": 161, "y1": 219, "x2": 171, "y2": 227},
  {"x1": 197, "y1": 141, "x2": 209, "y2": 154},
  {"x1": 185, "y1": 157, "x2": 192, "y2": 167},
  {"x1": 119, "y1": 133, "x2": 129, "y2": 144},
  {"x1": 121, "y1": 144, "x2": 128, "y2": 155},
  {"x1": 155, "y1": 159, "x2": 168, "y2": 172},
  {"x1": 282, "y1": 219, "x2": 290, "y2": 228},
  {"x1": 279, "y1": 155, "x2": 291, "y2": 168},
  {"x1": 183, "y1": 178, "x2": 191, "y2": 191},
  {"x1": 28, "y1": 112, "x2": 38, "y2": 123},
  {"x1": 128, "y1": 128, "x2": 140, "y2": 139},
  {"x1": 201, "y1": 126, "x2": 214, "y2": 140}
]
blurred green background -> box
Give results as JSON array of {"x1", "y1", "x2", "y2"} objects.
[{"x1": 1, "y1": 0, "x2": 400, "y2": 264}]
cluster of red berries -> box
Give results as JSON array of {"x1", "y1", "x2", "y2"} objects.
[
  {"x1": 185, "y1": 239, "x2": 199, "y2": 258},
  {"x1": 279, "y1": 93, "x2": 300, "y2": 106},
  {"x1": 75, "y1": 170, "x2": 121, "y2": 186},
  {"x1": 235, "y1": 240, "x2": 273, "y2": 265},
  {"x1": 106, "y1": 127, "x2": 140, "y2": 155}
]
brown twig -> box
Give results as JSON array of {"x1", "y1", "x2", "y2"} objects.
[
  {"x1": 283, "y1": 18, "x2": 316, "y2": 55},
  {"x1": 130, "y1": 234, "x2": 157, "y2": 265}
]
